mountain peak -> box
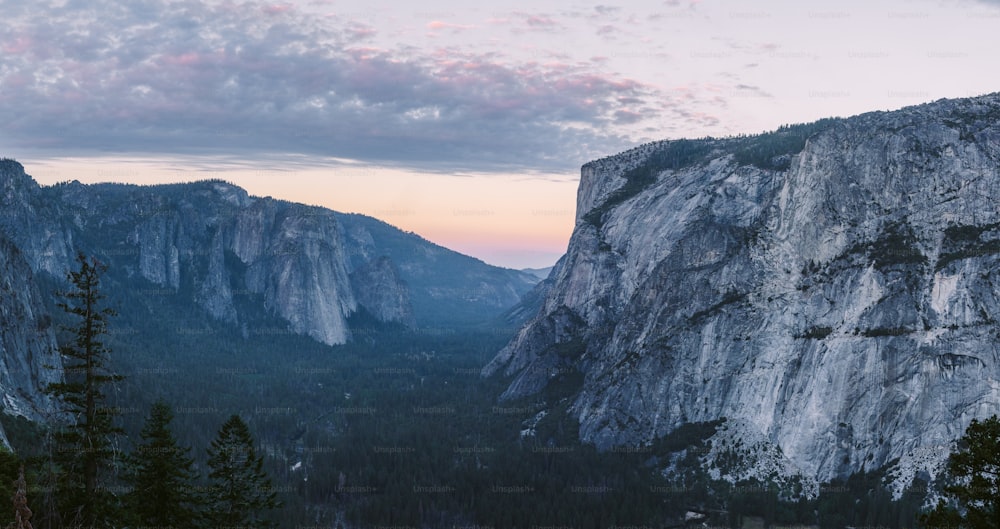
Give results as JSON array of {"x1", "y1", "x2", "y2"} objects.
[
  {"x1": 0, "y1": 158, "x2": 36, "y2": 194},
  {"x1": 0, "y1": 158, "x2": 24, "y2": 173}
]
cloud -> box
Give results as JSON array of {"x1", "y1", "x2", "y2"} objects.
[
  {"x1": 663, "y1": 0, "x2": 701, "y2": 7},
  {"x1": 508, "y1": 11, "x2": 565, "y2": 31},
  {"x1": 613, "y1": 110, "x2": 644, "y2": 124},
  {"x1": 426, "y1": 21, "x2": 476, "y2": 32},
  {"x1": 734, "y1": 84, "x2": 774, "y2": 98},
  {"x1": 0, "y1": 0, "x2": 695, "y2": 172},
  {"x1": 596, "y1": 24, "x2": 619, "y2": 35},
  {"x1": 345, "y1": 23, "x2": 377, "y2": 42},
  {"x1": 262, "y1": 3, "x2": 294, "y2": 16}
]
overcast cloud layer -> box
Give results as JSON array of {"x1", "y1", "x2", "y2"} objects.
[
  {"x1": 0, "y1": 0, "x2": 688, "y2": 171},
  {"x1": 4, "y1": 0, "x2": 1000, "y2": 174}
]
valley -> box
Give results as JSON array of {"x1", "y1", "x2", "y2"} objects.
[{"x1": 3, "y1": 91, "x2": 1000, "y2": 527}]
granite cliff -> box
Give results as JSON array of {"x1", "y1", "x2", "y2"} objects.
[
  {"x1": 0, "y1": 233, "x2": 61, "y2": 431},
  {"x1": 486, "y1": 93, "x2": 1000, "y2": 489}
]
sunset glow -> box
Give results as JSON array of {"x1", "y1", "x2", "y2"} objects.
[{"x1": 4, "y1": 0, "x2": 1000, "y2": 267}]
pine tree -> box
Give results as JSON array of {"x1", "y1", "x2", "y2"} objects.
[
  {"x1": 44, "y1": 253, "x2": 123, "y2": 528},
  {"x1": 206, "y1": 415, "x2": 280, "y2": 528},
  {"x1": 6, "y1": 466, "x2": 32, "y2": 529},
  {"x1": 124, "y1": 401, "x2": 202, "y2": 527},
  {"x1": 921, "y1": 415, "x2": 1000, "y2": 529}
]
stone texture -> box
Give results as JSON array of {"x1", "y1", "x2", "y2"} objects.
[{"x1": 487, "y1": 93, "x2": 1000, "y2": 484}]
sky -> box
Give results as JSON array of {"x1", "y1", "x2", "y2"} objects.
[{"x1": 3, "y1": 0, "x2": 1000, "y2": 268}]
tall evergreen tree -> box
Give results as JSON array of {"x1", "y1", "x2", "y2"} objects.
[
  {"x1": 6, "y1": 466, "x2": 33, "y2": 529},
  {"x1": 922, "y1": 415, "x2": 1000, "y2": 529},
  {"x1": 206, "y1": 415, "x2": 280, "y2": 528},
  {"x1": 124, "y1": 401, "x2": 201, "y2": 527},
  {"x1": 44, "y1": 253, "x2": 123, "y2": 528}
]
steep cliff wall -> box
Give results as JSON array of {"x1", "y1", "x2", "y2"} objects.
[
  {"x1": 486, "y1": 93, "x2": 1000, "y2": 485},
  {"x1": 0, "y1": 229, "x2": 61, "y2": 426}
]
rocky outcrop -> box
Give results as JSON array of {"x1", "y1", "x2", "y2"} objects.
[
  {"x1": 486, "y1": 93, "x2": 1000, "y2": 485},
  {"x1": 351, "y1": 256, "x2": 415, "y2": 326},
  {"x1": 0, "y1": 160, "x2": 74, "y2": 277}
]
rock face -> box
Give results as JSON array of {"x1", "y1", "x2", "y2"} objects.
[
  {"x1": 0, "y1": 165, "x2": 539, "y2": 347},
  {"x1": 350, "y1": 256, "x2": 416, "y2": 326},
  {"x1": 0, "y1": 231, "x2": 61, "y2": 427},
  {"x1": 486, "y1": 93, "x2": 1000, "y2": 484}
]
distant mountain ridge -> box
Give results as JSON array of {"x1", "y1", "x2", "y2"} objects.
[
  {"x1": 0, "y1": 160, "x2": 540, "y2": 346},
  {"x1": 486, "y1": 92, "x2": 1000, "y2": 492},
  {"x1": 520, "y1": 267, "x2": 554, "y2": 281}
]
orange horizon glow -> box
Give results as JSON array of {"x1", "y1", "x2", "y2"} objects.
[{"x1": 22, "y1": 155, "x2": 577, "y2": 269}]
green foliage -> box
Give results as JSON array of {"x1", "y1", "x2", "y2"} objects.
[
  {"x1": 868, "y1": 223, "x2": 927, "y2": 269},
  {"x1": 815, "y1": 467, "x2": 924, "y2": 529},
  {"x1": 921, "y1": 415, "x2": 1000, "y2": 529},
  {"x1": 945, "y1": 223, "x2": 994, "y2": 243},
  {"x1": 731, "y1": 119, "x2": 839, "y2": 170},
  {"x1": 649, "y1": 420, "x2": 723, "y2": 454},
  {"x1": 43, "y1": 253, "x2": 124, "y2": 528},
  {"x1": 689, "y1": 289, "x2": 747, "y2": 324},
  {"x1": 0, "y1": 415, "x2": 45, "y2": 461},
  {"x1": 584, "y1": 118, "x2": 839, "y2": 229},
  {"x1": 943, "y1": 102, "x2": 1000, "y2": 141},
  {"x1": 0, "y1": 449, "x2": 22, "y2": 528},
  {"x1": 584, "y1": 139, "x2": 715, "y2": 228},
  {"x1": 123, "y1": 402, "x2": 202, "y2": 528},
  {"x1": 548, "y1": 337, "x2": 586, "y2": 360},
  {"x1": 799, "y1": 326, "x2": 834, "y2": 339},
  {"x1": 206, "y1": 415, "x2": 280, "y2": 528},
  {"x1": 937, "y1": 223, "x2": 1000, "y2": 270},
  {"x1": 9, "y1": 251, "x2": 946, "y2": 527},
  {"x1": 653, "y1": 437, "x2": 924, "y2": 529},
  {"x1": 862, "y1": 327, "x2": 911, "y2": 338}
]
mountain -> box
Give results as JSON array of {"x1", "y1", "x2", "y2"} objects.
[
  {"x1": 0, "y1": 160, "x2": 540, "y2": 348},
  {"x1": 520, "y1": 267, "x2": 554, "y2": 281},
  {"x1": 0, "y1": 233, "x2": 61, "y2": 434},
  {"x1": 485, "y1": 93, "x2": 1000, "y2": 491},
  {"x1": 0, "y1": 162, "x2": 65, "y2": 441}
]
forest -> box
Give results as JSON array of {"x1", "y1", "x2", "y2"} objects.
[{"x1": 0, "y1": 254, "x2": 971, "y2": 528}]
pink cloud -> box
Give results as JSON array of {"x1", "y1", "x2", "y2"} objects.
[
  {"x1": 427, "y1": 21, "x2": 475, "y2": 31},
  {"x1": 346, "y1": 23, "x2": 377, "y2": 41},
  {"x1": 524, "y1": 14, "x2": 559, "y2": 27},
  {"x1": 262, "y1": 3, "x2": 294, "y2": 16},
  {"x1": 161, "y1": 52, "x2": 202, "y2": 67},
  {"x1": 2, "y1": 35, "x2": 33, "y2": 55},
  {"x1": 0, "y1": 0, "x2": 706, "y2": 171}
]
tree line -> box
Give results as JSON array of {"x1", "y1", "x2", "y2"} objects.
[
  {"x1": 2, "y1": 253, "x2": 1000, "y2": 528},
  {"x1": 5, "y1": 254, "x2": 279, "y2": 529}
]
